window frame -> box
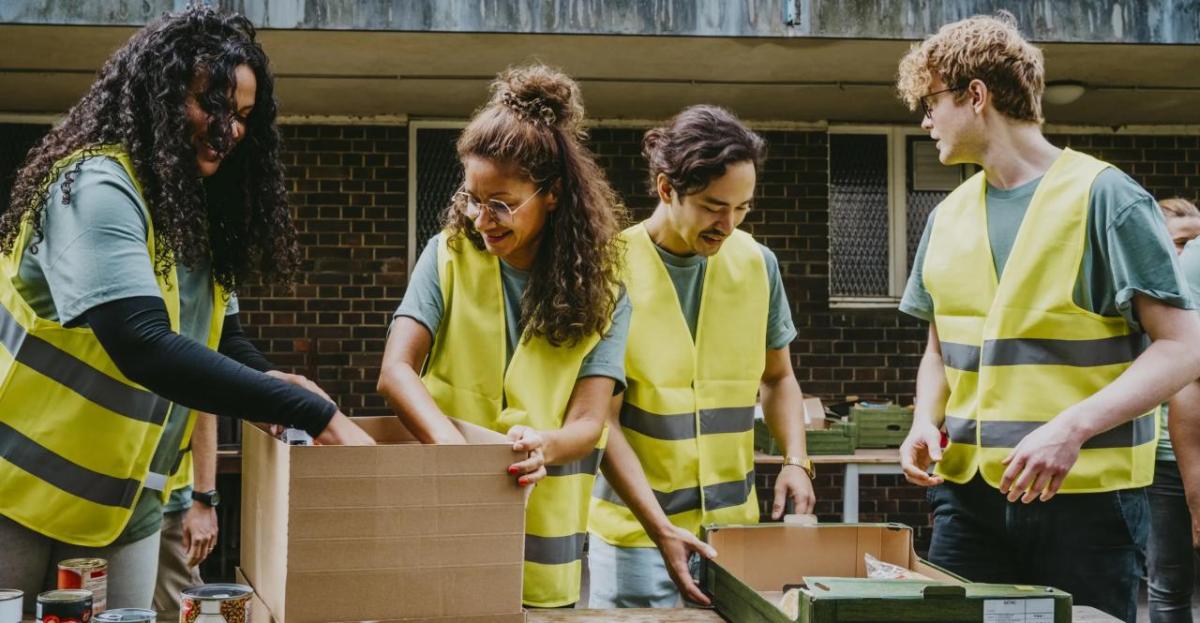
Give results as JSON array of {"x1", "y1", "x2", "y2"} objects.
[
  {"x1": 407, "y1": 119, "x2": 469, "y2": 280},
  {"x1": 827, "y1": 124, "x2": 946, "y2": 309}
]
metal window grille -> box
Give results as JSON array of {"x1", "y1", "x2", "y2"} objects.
[
  {"x1": 829, "y1": 133, "x2": 890, "y2": 298},
  {"x1": 412, "y1": 126, "x2": 465, "y2": 258}
]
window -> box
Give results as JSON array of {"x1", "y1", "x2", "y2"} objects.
[
  {"x1": 407, "y1": 121, "x2": 467, "y2": 275},
  {"x1": 827, "y1": 126, "x2": 973, "y2": 308}
]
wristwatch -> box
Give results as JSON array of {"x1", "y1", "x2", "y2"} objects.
[
  {"x1": 192, "y1": 489, "x2": 221, "y2": 508},
  {"x1": 783, "y1": 456, "x2": 815, "y2": 480}
]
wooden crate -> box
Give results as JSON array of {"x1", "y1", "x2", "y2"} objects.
[{"x1": 849, "y1": 405, "x2": 913, "y2": 449}]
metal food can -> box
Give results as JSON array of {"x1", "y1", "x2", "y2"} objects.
[
  {"x1": 0, "y1": 589, "x2": 23, "y2": 623},
  {"x1": 36, "y1": 589, "x2": 93, "y2": 623},
  {"x1": 57, "y1": 558, "x2": 107, "y2": 613},
  {"x1": 94, "y1": 609, "x2": 156, "y2": 622},
  {"x1": 180, "y1": 584, "x2": 252, "y2": 623}
]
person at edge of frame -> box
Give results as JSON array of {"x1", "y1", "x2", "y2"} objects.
[{"x1": 895, "y1": 11, "x2": 1200, "y2": 623}]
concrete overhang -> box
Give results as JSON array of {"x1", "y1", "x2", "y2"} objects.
[{"x1": 1, "y1": 25, "x2": 1197, "y2": 126}]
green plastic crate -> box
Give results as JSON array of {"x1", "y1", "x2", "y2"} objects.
[
  {"x1": 849, "y1": 404, "x2": 913, "y2": 448},
  {"x1": 755, "y1": 419, "x2": 858, "y2": 456}
]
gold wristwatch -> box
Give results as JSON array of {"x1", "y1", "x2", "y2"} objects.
[{"x1": 783, "y1": 455, "x2": 815, "y2": 480}]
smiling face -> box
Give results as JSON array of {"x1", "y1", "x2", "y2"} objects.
[
  {"x1": 185, "y1": 63, "x2": 256, "y2": 178},
  {"x1": 655, "y1": 159, "x2": 755, "y2": 257},
  {"x1": 461, "y1": 156, "x2": 558, "y2": 270}
]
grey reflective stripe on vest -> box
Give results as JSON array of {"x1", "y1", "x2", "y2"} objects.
[
  {"x1": 703, "y1": 471, "x2": 756, "y2": 512},
  {"x1": 0, "y1": 303, "x2": 170, "y2": 426},
  {"x1": 592, "y1": 474, "x2": 703, "y2": 515},
  {"x1": 0, "y1": 421, "x2": 141, "y2": 508},
  {"x1": 983, "y1": 334, "x2": 1143, "y2": 367},
  {"x1": 525, "y1": 532, "x2": 586, "y2": 565},
  {"x1": 619, "y1": 403, "x2": 694, "y2": 440},
  {"x1": 951, "y1": 413, "x2": 1157, "y2": 449},
  {"x1": 944, "y1": 415, "x2": 976, "y2": 444},
  {"x1": 546, "y1": 447, "x2": 603, "y2": 477},
  {"x1": 941, "y1": 342, "x2": 981, "y2": 372},
  {"x1": 699, "y1": 406, "x2": 755, "y2": 435}
]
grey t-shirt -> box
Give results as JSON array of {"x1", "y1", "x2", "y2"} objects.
[
  {"x1": 395, "y1": 234, "x2": 631, "y2": 390},
  {"x1": 1159, "y1": 237, "x2": 1200, "y2": 461},
  {"x1": 651, "y1": 242, "x2": 797, "y2": 350},
  {"x1": 14, "y1": 156, "x2": 236, "y2": 541},
  {"x1": 901, "y1": 167, "x2": 1191, "y2": 330}
]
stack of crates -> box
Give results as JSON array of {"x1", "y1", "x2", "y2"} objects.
[
  {"x1": 849, "y1": 401, "x2": 913, "y2": 448},
  {"x1": 754, "y1": 417, "x2": 858, "y2": 456}
]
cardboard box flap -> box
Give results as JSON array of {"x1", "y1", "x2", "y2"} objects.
[{"x1": 705, "y1": 523, "x2": 954, "y2": 589}]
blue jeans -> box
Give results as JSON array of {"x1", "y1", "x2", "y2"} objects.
[
  {"x1": 927, "y1": 474, "x2": 1148, "y2": 623},
  {"x1": 1148, "y1": 460, "x2": 1196, "y2": 623},
  {"x1": 586, "y1": 534, "x2": 703, "y2": 608}
]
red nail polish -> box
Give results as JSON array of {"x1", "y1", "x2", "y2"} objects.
[
  {"x1": 518, "y1": 477, "x2": 528, "y2": 486},
  {"x1": 508, "y1": 466, "x2": 518, "y2": 475}
]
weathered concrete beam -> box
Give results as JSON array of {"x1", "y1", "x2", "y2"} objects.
[{"x1": 2, "y1": 0, "x2": 1197, "y2": 43}]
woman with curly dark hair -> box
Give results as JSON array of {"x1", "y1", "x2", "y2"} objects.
[
  {"x1": 0, "y1": 5, "x2": 371, "y2": 612},
  {"x1": 378, "y1": 64, "x2": 629, "y2": 608}
]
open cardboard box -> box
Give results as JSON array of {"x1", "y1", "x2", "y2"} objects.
[
  {"x1": 240, "y1": 417, "x2": 528, "y2": 623},
  {"x1": 702, "y1": 523, "x2": 1071, "y2": 623}
]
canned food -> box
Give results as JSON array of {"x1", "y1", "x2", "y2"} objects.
[
  {"x1": 0, "y1": 589, "x2": 23, "y2": 623},
  {"x1": 57, "y1": 558, "x2": 107, "y2": 613},
  {"x1": 36, "y1": 589, "x2": 92, "y2": 623},
  {"x1": 94, "y1": 609, "x2": 156, "y2": 622},
  {"x1": 180, "y1": 584, "x2": 252, "y2": 623}
]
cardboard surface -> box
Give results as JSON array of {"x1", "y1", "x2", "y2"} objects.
[
  {"x1": 705, "y1": 523, "x2": 957, "y2": 588},
  {"x1": 703, "y1": 524, "x2": 1072, "y2": 623},
  {"x1": 241, "y1": 417, "x2": 527, "y2": 623}
]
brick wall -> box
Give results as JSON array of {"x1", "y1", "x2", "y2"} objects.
[{"x1": 1, "y1": 123, "x2": 1198, "y2": 562}]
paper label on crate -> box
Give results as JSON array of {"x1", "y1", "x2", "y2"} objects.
[{"x1": 984, "y1": 598, "x2": 1055, "y2": 623}]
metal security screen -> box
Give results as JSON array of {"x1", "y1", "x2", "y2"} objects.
[
  {"x1": 413, "y1": 126, "x2": 465, "y2": 253},
  {"x1": 829, "y1": 133, "x2": 890, "y2": 298},
  {"x1": 906, "y1": 136, "x2": 970, "y2": 273}
]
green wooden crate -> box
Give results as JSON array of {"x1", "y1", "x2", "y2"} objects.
[
  {"x1": 849, "y1": 404, "x2": 913, "y2": 448},
  {"x1": 701, "y1": 523, "x2": 1072, "y2": 623},
  {"x1": 755, "y1": 419, "x2": 858, "y2": 456}
]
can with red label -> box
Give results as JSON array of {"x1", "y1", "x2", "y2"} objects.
[
  {"x1": 36, "y1": 589, "x2": 92, "y2": 623},
  {"x1": 57, "y1": 558, "x2": 107, "y2": 613}
]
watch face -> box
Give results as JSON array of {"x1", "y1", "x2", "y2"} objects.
[{"x1": 209, "y1": 490, "x2": 221, "y2": 507}]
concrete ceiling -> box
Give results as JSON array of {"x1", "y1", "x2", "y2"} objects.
[{"x1": 2, "y1": 24, "x2": 1198, "y2": 126}]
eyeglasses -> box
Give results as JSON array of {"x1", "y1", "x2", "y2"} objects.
[
  {"x1": 454, "y1": 187, "x2": 542, "y2": 223},
  {"x1": 919, "y1": 84, "x2": 969, "y2": 120}
]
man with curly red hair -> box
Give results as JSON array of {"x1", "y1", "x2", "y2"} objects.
[{"x1": 895, "y1": 12, "x2": 1200, "y2": 622}]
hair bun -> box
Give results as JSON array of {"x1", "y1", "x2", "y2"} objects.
[{"x1": 491, "y1": 64, "x2": 584, "y2": 134}]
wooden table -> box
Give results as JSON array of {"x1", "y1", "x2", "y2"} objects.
[
  {"x1": 756, "y1": 449, "x2": 904, "y2": 522},
  {"x1": 529, "y1": 605, "x2": 1119, "y2": 621},
  {"x1": 529, "y1": 605, "x2": 1120, "y2": 621}
]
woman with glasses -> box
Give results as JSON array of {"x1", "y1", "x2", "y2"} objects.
[{"x1": 378, "y1": 64, "x2": 630, "y2": 608}]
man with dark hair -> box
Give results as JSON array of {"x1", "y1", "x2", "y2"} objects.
[
  {"x1": 895, "y1": 13, "x2": 1200, "y2": 622},
  {"x1": 587, "y1": 105, "x2": 813, "y2": 608}
]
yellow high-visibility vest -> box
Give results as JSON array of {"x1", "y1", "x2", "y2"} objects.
[
  {"x1": 0, "y1": 146, "x2": 226, "y2": 546},
  {"x1": 925, "y1": 148, "x2": 1158, "y2": 493},
  {"x1": 422, "y1": 231, "x2": 605, "y2": 608},
  {"x1": 589, "y1": 223, "x2": 767, "y2": 547}
]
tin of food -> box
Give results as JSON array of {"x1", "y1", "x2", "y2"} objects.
[
  {"x1": 94, "y1": 609, "x2": 156, "y2": 622},
  {"x1": 36, "y1": 589, "x2": 93, "y2": 623},
  {"x1": 57, "y1": 558, "x2": 107, "y2": 613},
  {"x1": 180, "y1": 584, "x2": 252, "y2": 623},
  {"x1": 0, "y1": 589, "x2": 23, "y2": 623}
]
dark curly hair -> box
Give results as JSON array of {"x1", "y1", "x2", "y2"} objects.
[
  {"x1": 643, "y1": 105, "x2": 767, "y2": 198},
  {"x1": 0, "y1": 4, "x2": 298, "y2": 292},
  {"x1": 444, "y1": 64, "x2": 627, "y2": 347}
]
